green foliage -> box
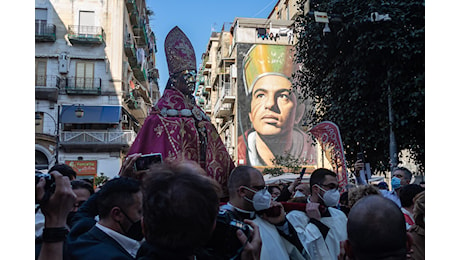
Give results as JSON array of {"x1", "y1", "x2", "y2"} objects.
[
  {"x1": 94, "y1": 175, "x2": 109, "y2": 187},
  {"x1": 294, "y1": 0, "x2": 425, "y2": 174},
  {"x1": 262, "y1": 167, "x2": 284, "y2": 177},
  {"x1": 262, "y1": 153, "x2": 303, "y2": 176}
]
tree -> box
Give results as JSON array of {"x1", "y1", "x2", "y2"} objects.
[{"x1": 294, "y1": 0, "x2": 425, "y2": 174}]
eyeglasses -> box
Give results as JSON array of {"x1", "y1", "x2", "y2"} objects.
[{"x1": 320, "y1": 183, "x2": 338, "y2": 190}]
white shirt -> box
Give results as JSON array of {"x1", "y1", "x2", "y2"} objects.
[
  {"x1": 287, "y1": 207, "x2": 348, "y2": 260},
  {"x1": 95, "y1": 223, "x2": 141, "y2": 258},
  {"x1": 253, "y1": 215, "x2": 304, "y2": 260},
  {"x1": 380, "y1": 190, "x2": 401, "y2": 208}
]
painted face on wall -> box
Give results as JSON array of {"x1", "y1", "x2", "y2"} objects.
[{"x1": 248, "y1": 75, "x2": 297, "y2": 137}]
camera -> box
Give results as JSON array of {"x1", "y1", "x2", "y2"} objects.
[
  {"x1": 35, "y1": 173, "x2": 55, "y2": 191},
  {"x1": 205, "y1": 209, "x2": 252, "y2": 259},
  {"x1": 35, "y1": 173, "x2": 56, "y2": 204}
]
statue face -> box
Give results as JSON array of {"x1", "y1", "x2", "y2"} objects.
[{"x1": 173, "y1": 70, "x2": 196, "y2": 95}]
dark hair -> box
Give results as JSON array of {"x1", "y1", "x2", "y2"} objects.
[
  {"x1": 267, "y1": 185, "x2": 281, "y2": 194},
  {"x1": 96, "y1": 177, "x2": 141, "y2": 218},
  {"x1": 71, "y1": 180, "x2": 95, "y2": 195},
  {"x1": 399, "y1": 184, "x2": 423, "y2": 208},
  {"x1": 392, "y1": 167, "x2": 412, "y2": 182},
  {"x1": 142, "y1": 161, "x2": 220, "y2": 250},
  {"x1": 348, "y1": 195, "x2": 407, "y2": 259},
  {"x1": 227, "y1": 166, "x2": 258, "y2": 196},
  {"x1": 309, "y1": 168, "x2": 337, "y2": 193},
  {"x1": 49, "y1": 164, "x2": 77, "y2": 180}
]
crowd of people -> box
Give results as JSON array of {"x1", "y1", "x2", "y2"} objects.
[
  {"x1": 35, "y1": 161, "x2": 425, "y2": 260},
  {"x1": 35, "y1": 26, "x2": 425, "y2": 260}
]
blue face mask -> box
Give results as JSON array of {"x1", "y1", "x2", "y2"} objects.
[{"x1": 391, "y1": 176, "x2": 401, "y2": 190}]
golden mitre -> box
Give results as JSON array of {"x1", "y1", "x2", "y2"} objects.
[{"x1": 243, "y1": 44, "x2": 296, "y2": 96}]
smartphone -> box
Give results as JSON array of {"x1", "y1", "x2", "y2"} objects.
[
  {"x1": 357, "y1": 152, "x2": 364, "y2": 162},
  {"x1": 134, "y1": 153, "x2": 162, "y2": 171},
  {"x1": 299, "y1": 167, "x2": 306, "y2": 180}
]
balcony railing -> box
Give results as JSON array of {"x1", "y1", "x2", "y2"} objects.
[
  {"x1": 67, "y1": 25, "x2": 105, "y2": 45},
  {"x1": 133, "y1": 19, "x2": 148, "y2": 47},
  {"x1": 60, "y1": 130, "x2": 137, "y2": 146},
  {"x1": 124, "y1": 35, "x2": 136, "y2": 58},
  {"x1": 35, "y1": 75, "x2": 61, "y2": 88},
  {"x1": 35, "y1": 21, "x2": 56, "y2": 42},
  {"x1": 65, "y1": 77, "x2": 102, "y2": 95}
]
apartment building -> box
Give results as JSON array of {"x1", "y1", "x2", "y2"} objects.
[
  {"x1": 268, "y1": 0, "x2": 307, "y2": 21},
  {"x1": 35, "y1": 0, "x2": 160, "y2": 180}
]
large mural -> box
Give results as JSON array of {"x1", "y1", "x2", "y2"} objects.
[{"x1": 237, "y1": 44, "x2": 317, "y2": 167}]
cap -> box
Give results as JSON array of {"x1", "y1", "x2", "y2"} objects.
[
  {"x1": 164, "y1": 26, "x2": 196, "y2": 76},
  {"x1": 243, "y1": 44, "x2": 296, "y2": 96}
]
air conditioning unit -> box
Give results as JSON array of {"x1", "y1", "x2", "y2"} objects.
[
  {"x1": 121, "y1": 114, "x2": 128, "y2": 123},
  {"x1": 230, "y1": 64, "x2": 237, "y2": 79},
  {"x1": 58, "y1": 53, "x2": 69, "y2": 74}
]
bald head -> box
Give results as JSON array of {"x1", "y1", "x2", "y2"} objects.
[
  {"x1": 347, "y1": 195, "x2": 408, "y2": 259},
  {"x1": 227, "y1": 166, "x2": 263, "y2": 197}
]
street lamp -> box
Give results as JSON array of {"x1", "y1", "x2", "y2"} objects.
[{"x1": 35, "y1": 104, "x2": 84, "y2": 166}]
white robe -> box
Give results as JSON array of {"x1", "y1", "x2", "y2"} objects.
[
  {"x1": 253, "y1": 215, "x2": 305, "y2": 260},
  {"x1": 286, "y1": 208, "x2": 347, "y2": 260}
]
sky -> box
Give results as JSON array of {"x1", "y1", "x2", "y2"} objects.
[{"x1": 146, "y1": 0, "x2": 279, "y2": 93}]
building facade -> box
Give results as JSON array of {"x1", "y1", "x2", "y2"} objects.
[{"x1": 35, "y1": 0, "x2": 160, "y2": 179}]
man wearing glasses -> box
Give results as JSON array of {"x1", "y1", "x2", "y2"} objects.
[
  {"x1": 286, "y1": 168, "x2": 348, "y2": 260},
  {"x1": 220, "y1": 166, "x2": 305, "y2": 259}
]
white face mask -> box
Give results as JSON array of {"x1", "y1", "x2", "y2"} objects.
[
  {"x1": 293, "y1": 190, "x2": 306, "y2": 198},
  {"x1": 316, "y1": 185, "x2": 340, "y2": 207},
  {"x1": 243, "y1": 186, "x2": 272, "y2": 211}
]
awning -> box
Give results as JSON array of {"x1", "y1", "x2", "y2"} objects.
[{"x1": 61, "y1": 105, "x2": 122, "y2": 124}]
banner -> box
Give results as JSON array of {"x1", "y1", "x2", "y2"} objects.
[
  {"x1": 309, "y1": 121, "x2": 348, "y2": 188},
  {"x1": 65, "y1": 160, "x2": 98, "y2": 175}
]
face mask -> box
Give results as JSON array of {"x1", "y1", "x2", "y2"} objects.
[
  {"x1": 316, "y1": 185, "x2": 340, "y2": 207},
  {"x1": 119, "y1": 208, "x2": 144, "y2": 241},
  {"x1": 243, "y1": 186, "x2": 272, "y2": 211},
  {"x1": 391, "y1": 176, "x2": 401, "y2": 190},
  {"x1": 293, "y1": 190, "x2": 305, "y2": 198}
]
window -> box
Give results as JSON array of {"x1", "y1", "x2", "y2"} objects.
[
  {"x1": 35, "y1": 112, "x2": 44, "y2": 133},
  {"x1": 35, "y1": 8, "x2": 48, "y2": 34},
  {"x1": 79, "y1": 11, "x2": 95, "y2": 34},
  {"x1": 76, "y1": 62, "x2": 94, "y2": 88},
  {"x1": 36, "y1": 60, "x2": 47, "y2": 86}
]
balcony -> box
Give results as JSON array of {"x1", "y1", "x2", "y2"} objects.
[
  {"x1": 125, "y1": 0, "x2": 136, "y2": 13},
  {"x1": 133, "y1": 65, "x2": 147, "y2": 83},
  {"x1": 220, "y1": 83, "x2": 235, "y2": 104},
  {"x1": 64, "y1": 77, "x2": 102, "y2": 95},
  {"x1": 60, "y1": 130, "x2": 136, "y2": 152},
  {"x1": 124, "y1": 36, "x2": 136, "y2": 58},
  {"x1": 133, "y1": 19, "x2": 148, "y2": 47},
  {"x1": 35, "y1": 21, "x2": 56, "y2": 42},
  {"x1": 214, "y1": 102, "x2": 233, "y2": 118},
  {"x1": 35, "y1": 75, "x2": 61, "y2": 102},
  {"x1": 126, "y1": 96, "x2": 150, "y2": 122},
  {"x1": 67, "y1": 25, "x2": 105, "y2": 45},
  {"x1": 128, "y1": 4, "x2": 140, "y2": 27},
  {"x1": 213, "y1": 83, "x2": 235, "y2": 118}
]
